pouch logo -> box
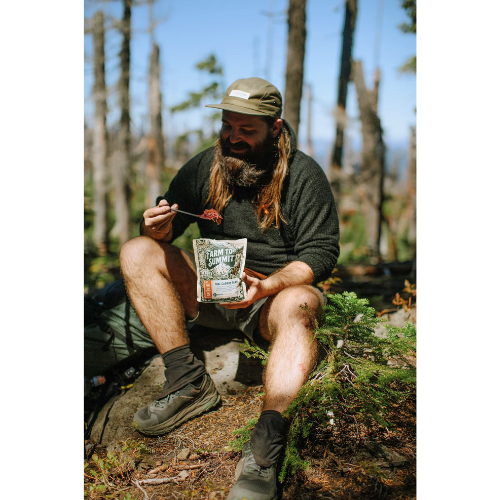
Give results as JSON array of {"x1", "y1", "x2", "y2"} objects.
[
  {"x1": 229, "y1": 90, "x2": 250, "y2": 100},
  {"x1": 205, "y1": 247, "x2": 235, "y2": 269}
]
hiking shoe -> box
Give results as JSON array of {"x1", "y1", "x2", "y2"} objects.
[
  {"x1": 133, "y1": 374, "x2": 220, "y2": 436},
  {"x1": 226, "y1": 441, "x2": 278, "y2": 500}
]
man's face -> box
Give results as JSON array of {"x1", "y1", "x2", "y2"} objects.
[
  {"x1": 218, "y1": 111, "x2": 283, "y2": 188},
  {"x1": 220, "y1": 111, "x2": 281, "y2": 158}
]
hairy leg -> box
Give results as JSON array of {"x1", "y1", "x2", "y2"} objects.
[
  {"x1": 119, "y1": 236, "x2": 199, "y2": 354},
  {"x1": 257, "y1": 285, "x2": 323, "y2": 413}
]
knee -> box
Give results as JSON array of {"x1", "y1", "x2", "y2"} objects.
[
  {"x1": 119, "y1": 236, "x2": 157, "y2": 275},
  {"x1": 276, "y1": 285, "x2": 324, "y2": 320}
]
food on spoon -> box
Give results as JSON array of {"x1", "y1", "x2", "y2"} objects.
[{"x1": 200, "y1": 209, "x2": 223, "y2": 225}]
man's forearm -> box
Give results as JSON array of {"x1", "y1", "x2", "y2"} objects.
[{"x1": 260, "y1": 261, "x2": 314, "y2": 297}]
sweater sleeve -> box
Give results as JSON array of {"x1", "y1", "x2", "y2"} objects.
[
  {"x1": 162, "y1": 149, "x2": 212, "y2": 242},
  {"x1": 288, "y1": 153, "x2": 340, "y2": 284}
]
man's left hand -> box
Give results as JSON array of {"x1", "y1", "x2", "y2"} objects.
[{"x1": 219, "y1": 272, "x2": 267, "y2": 309}]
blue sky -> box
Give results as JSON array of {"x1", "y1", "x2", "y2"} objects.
[{"x1": 84, "y1": 0, "x2": 415, "y2": 155}]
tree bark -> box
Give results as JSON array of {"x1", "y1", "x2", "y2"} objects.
[
  {"x1": 406, "y1": 126, "x2": 416, "y2": 250},
  {"x1": 283, "y1": 0, "x2": 307, "y2": 137},
  {"x1": 329, "y1": 0, "x2": 357, "y2": 201},
  {"x1": 305, "y1": 83, "x2": 314, "y2": 157},
  {"x1": 111, "y1": 0, "x2": 132, "y2": 246},
  {"x1": 146, "y1": 43, "x2": 164, "y2": 207},
  {"x1": 92, "y1": 10, "x2": 108, "y2": 256},
  {"x1": 352, "y1": 60, "x2": 385, "y2": 261}
]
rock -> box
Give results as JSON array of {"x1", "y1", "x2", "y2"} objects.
[
  {"x1": 378, "y1": 445, "x2": 408, "y2": 466},
  {"x1": 178, "y1": 470, "x2": 190, "y2": 480},
  {"x1": 351, "y1": 450, "x2": 372, "y2": 464},
  {"x1": 90, "y1": 356, "x2": 166, "y2": 445},
  {"x1": 373, "y1": 308, "x2": 416, "y2": 339},
  {"x1": 204, "y1": 342, "x2": 248, "y2": 395},
  {"x1": 137, "y1": 457, "x2": 157, "y2": 471},
  {"x1": 177, "y1": 448, "x2": 191, "y2": 461},
  {"x1": 106, "y1": 442, "x2": 122, "y2": 454}
]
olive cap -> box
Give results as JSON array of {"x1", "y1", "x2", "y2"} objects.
[{"x1": 205, "y1": 77, "x2": 282, "y2": 118}]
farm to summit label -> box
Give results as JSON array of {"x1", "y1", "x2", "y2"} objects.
[{"x1": 193, "y1": 238, "x2": 247, "y2": 303}]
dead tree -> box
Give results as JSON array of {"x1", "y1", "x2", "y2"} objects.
[
  {"x1": 352, "y1": 60, "x2": 385, "y2": 261},
  {"x1": 329, "y1": 0, "x2": 357, "y2": 202},
  {"x1": 92, "y1": 10, "x2": 108, "y2": 256},
  {"x1": 111, "y1": 0, "x2": 132, "y2": 246},
  {"x1": 146, "y1": 43, "x2": 165, "y2": 207},
  {"x1": 305, "y1": 83, "x2": 314, "y2": 157},
  {"x1": 283, "y1": 0, "x2": 307, "y2": 136},
  {"x1": 405, "y1": 126, "x2": 416, "y2": 252}
]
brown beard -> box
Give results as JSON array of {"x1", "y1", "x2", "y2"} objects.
[{"x1": 216, "y1": 129, "x2": 279, "y2": 189}]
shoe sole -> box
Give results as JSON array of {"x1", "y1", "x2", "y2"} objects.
[{"x1": 134, "y1": 377, "x2": 221, "y2": 436}]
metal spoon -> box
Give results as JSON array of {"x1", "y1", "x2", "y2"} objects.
[{"x1": 170, "y1": 207, "x2": 206, "y2": 220}]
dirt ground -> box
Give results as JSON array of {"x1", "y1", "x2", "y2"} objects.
[{"x1": 85, "y1": 383, "x2": 416, "y2": 500}]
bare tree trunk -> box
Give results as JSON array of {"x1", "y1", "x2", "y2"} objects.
[
  {"x1": 406, "y1": 126, "x2": 416, "y2": 252},
  {"x1": 352, "y1": 60, "x2": 385, "y2": 262},
  {"x1": 329, "y1": 0, "x2": 357, "y2": 202},
  {"x1": 305, "y1": 83, "x2": 314, "y2": 157},
  {"x1": 146, "y1": 43, "x2": 164, "y2": 207},
  {"x1": 283, "y1": 0, "x2": 307, "y2": 136},
  {"x1": 92, "y1": 10, "x2": 108, "y2": 256},
  {"x1": 111, "y1": 0, "x2": 132, "y2": 246}
]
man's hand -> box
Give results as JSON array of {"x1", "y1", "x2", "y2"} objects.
[
  {"x1": 142, "y1": 199, "x2": 177, "y2": 242},
  {"x1": 220, "y1": 261, "x2": 314, "y2": 310},
  {"x1": 220, "y1": 272, "x2": 267, "y2": 309}
]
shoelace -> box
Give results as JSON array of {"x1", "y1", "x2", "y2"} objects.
[{"x1": 152, "y1": 391, "x2": 177, "y2": 408}]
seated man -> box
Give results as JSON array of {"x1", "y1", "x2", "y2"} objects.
[{"x1": 119, "y1": 77, "x2": 340, "y2": 500}]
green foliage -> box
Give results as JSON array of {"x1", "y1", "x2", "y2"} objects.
[
  {"x1": 171, "y1": 54, "x2": 224, "y2": 114},
  {"x1": 228, "y1": 417, "x2": 259, "y2": 451},
  {"x1": 398, "y1": 0, "x2": 416, "y2": 34},
  {"x1": 84, "y1": 439, "x2": 148, "y2": 499},
  {"x1": 195, "y1": 54, "x2": 223, "y2": 74},
  {"x1": 239, "y1": 339, "x2": 269, "y2": 365},
  {"x1": 398, "y1": 0, "x2": 416, "y2": 74},
  {"x1": 229, "y1": 291, "x2": 416, "y2": 483}
]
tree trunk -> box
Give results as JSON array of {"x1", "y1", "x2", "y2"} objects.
[
  {"x1": 111, "y1": 0, "x2": 132, "y2": 246},
  {"x1": 406, "y1": 126, "x2": 416, "y2": 251},
  {"x1": 306, "y1": 83, "x2": 314, "y2": 157},
  {"x1": 352, "y1": 60, "x2": 385, "y2": 262},
  {"x1": 283, "y1": 0, "x2": 307, "y2": 136},
  {"x1": 329, "y1": 0, "x2": 357, "y2": 202},
  {"x1": 92, "y1": 10, "x2": 108, "y2": 256},
  {"x1": 146, "y1": 43, "x2": 164, "y2": 208}
]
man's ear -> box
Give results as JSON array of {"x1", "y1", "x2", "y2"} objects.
[{"x1": 272, "y1": 119, "x2": 283, "y2": 138}]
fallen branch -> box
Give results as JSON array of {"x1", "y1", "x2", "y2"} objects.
[
  {"x1": 138, "y1": 476, "x2": 180, "y2": 485},
  {"x1": 148, "y1": 464, "x2": 169, "y2": 475},
  {"x1": 172, "y1": 463, "x2": 206, "y2": 470},
  {"x1": 133, "y1": 480, "x2": 150, "y2": 500}
]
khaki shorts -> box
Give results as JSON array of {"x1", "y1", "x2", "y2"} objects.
[{"x1": 185, "y1": 250, "x2": 268, "y2": 341}]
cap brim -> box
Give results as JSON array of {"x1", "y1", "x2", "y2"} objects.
[{"x1": 205, "y1": 103, "x2": 270, "y2": 116}]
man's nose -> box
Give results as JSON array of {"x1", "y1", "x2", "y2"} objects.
[{"x1": 229, "y1": 129, "x2": 241, "y2": 143}]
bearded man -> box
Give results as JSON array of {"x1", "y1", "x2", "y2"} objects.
[{"x1": 118, "y1": 77, "x2": 340, "y2": 500}]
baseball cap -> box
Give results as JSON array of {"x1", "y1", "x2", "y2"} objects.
[{"x1": 205, "y1": 77, "x2": 282, "y2": 118}]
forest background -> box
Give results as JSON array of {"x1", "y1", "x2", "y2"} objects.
[
  {"x1": 0, "y1": 0, "x2": 499, "y2": 498},
  {"x1": 83, "y1": 0, "x2": 417, "y2": 292}
]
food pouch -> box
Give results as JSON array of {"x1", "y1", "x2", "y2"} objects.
[{"x1": 193, "y1": 238, "x2": 247, "y2": 303}]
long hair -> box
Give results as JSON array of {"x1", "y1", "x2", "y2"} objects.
[{"x1": 206, "y1": 124, "x2": 291, "y2": 231}]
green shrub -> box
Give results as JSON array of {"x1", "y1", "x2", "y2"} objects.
[{"x1": 236, "y1": 291, "x2": 416, "y2": 482}]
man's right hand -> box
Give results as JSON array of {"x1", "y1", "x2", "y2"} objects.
[{"x1": 141, "y1": 198, "x2": 178, "y2": 242}]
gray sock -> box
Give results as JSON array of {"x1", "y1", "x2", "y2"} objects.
[{"x1": 250, "y1": 410, "x2": 289, "y2": 467}]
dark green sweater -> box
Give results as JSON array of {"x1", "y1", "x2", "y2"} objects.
[{"x1": 164, "y1": 121, "x2": 340, "y2": 285}]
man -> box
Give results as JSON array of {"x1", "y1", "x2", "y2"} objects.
[{"x1": 119, "y1": 77, "x2": 339, "y2": 500}]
